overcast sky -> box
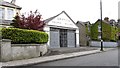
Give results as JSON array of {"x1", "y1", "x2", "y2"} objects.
[{"x1": 4, "y1": 0, "x2": 120, "y2": 23}]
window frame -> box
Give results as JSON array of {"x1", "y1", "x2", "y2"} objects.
[
  {"x1": 0, "y1": 7, "x2": 5, "y2": 19},
  {"x1": 7, "y1": 8, "x2": 14, "y2": 20}
]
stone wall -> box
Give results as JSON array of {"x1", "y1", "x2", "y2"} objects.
[
  {"x1": 0, "y1": 39, "x2": 48, "y2": 62},
  {"x1": 90, "y1": 41, "x2": 118, "y2": 48}
]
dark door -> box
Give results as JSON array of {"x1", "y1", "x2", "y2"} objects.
[{"x1": 60, "y1": 29, "x2": 67, "y2": 47}]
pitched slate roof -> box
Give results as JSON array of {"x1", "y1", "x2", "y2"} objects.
[
  {"x1": 76, "y1": 21, "x2": 85, "y2": 27},
  {"x1": 95, "y1": 19, "x2": 116, "y2": 26},
  {"x1": 0, "y1": 1, "x2": 22, "y2": 9},
  {"x1": 95, "y1": 19, "x2": 108, "y2": 24}
]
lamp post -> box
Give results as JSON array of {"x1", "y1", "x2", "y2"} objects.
[{"x1": 100, "y1": 0, "x2": 103, "y2": 51}]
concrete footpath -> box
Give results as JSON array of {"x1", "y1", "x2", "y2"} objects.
[{"x1": 0, "y1": 47, "x2": 117, "y2": 67}]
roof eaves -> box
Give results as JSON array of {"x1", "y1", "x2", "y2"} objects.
[
  {"x1": 44, "y1": 11, "x2": 64, "y2": 23},
  {"x1": 44, "y1": 11, "x2": 78, "y2": 28},
  {"x1": 76, "y1": 21, "x2": 85, "y2": 26},
  {"x1": 1, "y1": 1, "x2": 22, "y2": 9}
]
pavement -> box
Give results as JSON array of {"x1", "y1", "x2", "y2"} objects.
[{"x1": 0, "y1": 47, "x2": 117, "y2": 67}]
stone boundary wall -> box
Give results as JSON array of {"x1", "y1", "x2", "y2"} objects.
[
  {"x1": 0, "y1": 39, "x2": 48, "y2": 62},
  {"x1": 90, "y1": 41, "x2": 118, "y2": 48}
]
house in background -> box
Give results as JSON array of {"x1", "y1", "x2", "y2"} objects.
[
  {"x1": 115, "y1": 19, "x2": 120, "y2": 40},
  {"x1": 0, "y1": 0, "x2": 22, "y2": 25},
  {"x1": 91, "y1": 17, "x2": 117, "y2": 41},
  {"x1": 44, "y1": 11, "x2": 79, "y2": 48},
  {"x1": 76, "y1": 21, "x2": 91, "y2": 46}
]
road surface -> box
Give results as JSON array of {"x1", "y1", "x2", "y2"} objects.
[{"x1": 32, "y1": 49, "x2": 118, "y2": 66}]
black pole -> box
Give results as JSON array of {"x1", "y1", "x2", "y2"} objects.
[{"x1": 100, "y1": 0, "x2": 103, "y2": 51}]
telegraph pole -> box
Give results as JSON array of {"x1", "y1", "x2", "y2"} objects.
[{"x1": 100, "y1": 0, "x2": 103, "y2": 51}]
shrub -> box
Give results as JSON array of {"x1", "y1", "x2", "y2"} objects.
[
  {"x1": 2, "y1": 28, "x2": 48, "y2": 44},
  {"x1": 11, "y1": 10, "x2": 45, "y2": 31}
]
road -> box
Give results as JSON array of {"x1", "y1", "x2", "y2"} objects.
[{"x1": 32, "y1": 49, "x2": 118, "y2": 66}]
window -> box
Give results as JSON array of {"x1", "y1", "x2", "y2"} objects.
[
  {"x1": 98, "y1": 32, "x2": 101, "y2": 39},
  {"x1": 7, "y1": 8, "x2": 14, "y2": 20},
  {"x1": 98, "y1": 25, "x2": 101, "y2": 32},
  {"x1": 88, "y1": 26, "x2": 90, "y2": 32},
  {"x1": 0, "y1": 8, "x2": 5, "y2": 19}
]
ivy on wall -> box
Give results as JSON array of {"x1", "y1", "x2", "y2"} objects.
[
  {"x1": 91, "y1": 21, "x2": 118, "y2": 41},
  {"x1": 91, "y1": 22, "x2": 99, "y2": 41},
  {"x1": 102, "y1": 22, "x2": 111, "y2": 41}
]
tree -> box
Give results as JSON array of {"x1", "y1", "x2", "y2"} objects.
[{"x1": 11, "y1": 10, "x2": 45, "y2": 31}]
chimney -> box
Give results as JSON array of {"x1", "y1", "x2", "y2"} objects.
[
  {"x1": 104, "y1": 17, "x2": 109, "y2": 22},
  {"x1": 11, "y1": 0, "x2": 16, "y2": 4}
]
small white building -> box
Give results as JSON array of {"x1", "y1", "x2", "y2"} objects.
[{"x1": 44, "y1": 11, "x2": 79, "y2": 48}]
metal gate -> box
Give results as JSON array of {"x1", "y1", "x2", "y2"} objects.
[
  {"x1": 50, "y1": 28, "x2": 76, "y2": 48},
  {"x1": 67, "y1": 30, "x2": 76, "y2": 47},
  {"x1": 50, "y1": 28, "x2": 60, "y2": 48}
]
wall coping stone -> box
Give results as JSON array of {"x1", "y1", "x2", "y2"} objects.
[
  {"x1": 0, "y1": 39, "x2": 11, "y2": 42},
  {"x1": 91, "y1": 41, "x2": 117, "y2": 43},
  {"x1": 11, "y1": 44, "x2": 46, "y2": 46}
]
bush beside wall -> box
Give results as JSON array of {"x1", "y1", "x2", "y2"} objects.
[{"x1": 2, "y1": 28, "x2": 48, "y2": 44}]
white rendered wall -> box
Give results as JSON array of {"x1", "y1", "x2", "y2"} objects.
[
  {"x1": 47, "y1": 12, "x2": 78, "y2": 29},
  {"x1": 43, "y1": 26, "x2": 50, "y2": 48},
  {"x1": 76, "y1": 28, "x2": 80, "y2": 47}
]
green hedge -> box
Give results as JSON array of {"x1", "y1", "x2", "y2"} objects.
[{"x1": 2, "y1": 28, "x2": 48, "y2": 44}]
